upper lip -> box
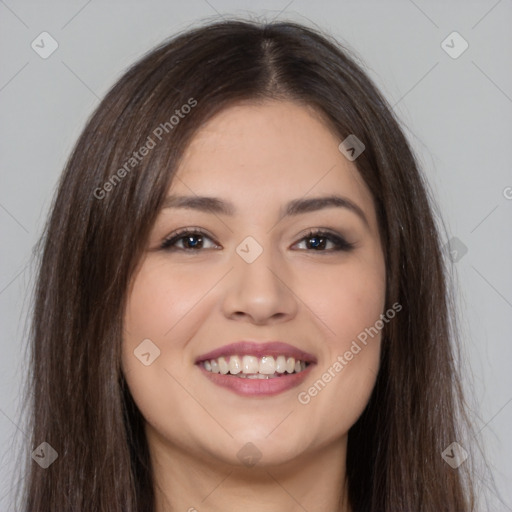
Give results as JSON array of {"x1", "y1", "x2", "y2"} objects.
[{"x1": 195, "y1": 341, "x2": 317, "y2": 364}]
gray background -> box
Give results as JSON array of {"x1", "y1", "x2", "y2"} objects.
[{"x1": 1, "y1": 0, "x2": 511, "y2": 509}]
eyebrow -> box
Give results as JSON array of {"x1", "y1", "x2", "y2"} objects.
[{"x1": 161, "y1": 194, "x2": 369, "y2": 227}]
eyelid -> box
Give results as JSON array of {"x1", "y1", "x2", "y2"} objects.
[
  {"x1": 291, "y1": 227, "x2": 356, "y2": 252},
  {"x1": 159, "y1": 226, "x2": 355, "y2": 253},
  {"x1": 160, "y1": 227, "x2": 219, "y2": 250}
]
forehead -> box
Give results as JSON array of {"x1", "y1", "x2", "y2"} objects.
[{"x1": 171, "y1": 100, "x2": 375, "y2": 223}]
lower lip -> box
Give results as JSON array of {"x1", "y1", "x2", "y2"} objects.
[{"x1": 197, "y1": 364, "x2": 314, "y2": 397}]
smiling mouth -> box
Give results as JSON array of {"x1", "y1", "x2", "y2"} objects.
[
  {"x1": 200, "y1": 355, "x2": 310, "y2": 379},
  {"x1": 195, "y1": 341, "x2": 316, "y2": 396}
]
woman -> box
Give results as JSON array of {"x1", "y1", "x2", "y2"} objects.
[{"x1": 24, "y1": 19, "x2": 476, "y2": 511}]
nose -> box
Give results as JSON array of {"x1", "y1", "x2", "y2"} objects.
[{"x1": 221, "y1": 245, "x2": 298, "y2": 325}]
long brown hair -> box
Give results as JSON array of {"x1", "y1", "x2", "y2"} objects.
[{"x1": 22, "y1": 18, "x2": 476, "y2": 511}]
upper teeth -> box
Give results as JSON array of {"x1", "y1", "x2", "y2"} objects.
[{"x1": 203, "y1": 355, "x2": 307, "y2": 376}]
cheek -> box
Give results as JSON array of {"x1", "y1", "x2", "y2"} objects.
[
  {"x1": 121, "y1": 261, "x2": 220, "y2": 441},
  {"x1": 298, "y1": 250, "x2": 386, "y2": 350},
  {"x1": 124, "y1": 263, "x2": 191, "y2": 341},
  {"x1": 122, "y1": 265, "x2": 184, "y2": 427},
  {"x1": 292, "y1": 253, "x2": 386, "y2": 435}
]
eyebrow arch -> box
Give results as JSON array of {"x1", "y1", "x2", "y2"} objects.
[{"x1": 161, "y1": 194, "x2": 369, "y2": 227}]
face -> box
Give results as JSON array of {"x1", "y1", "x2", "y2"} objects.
[{"x1": 122, "y1": 100, "x2": 386, "y2": 468}]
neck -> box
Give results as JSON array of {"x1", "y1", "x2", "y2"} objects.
[{"x1": 148, "y1": 429, "x2": 351, "y2": 512}]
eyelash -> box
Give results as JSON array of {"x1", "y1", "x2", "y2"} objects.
[{"x1": 160, "y1": 227, "x2": 355, "y2": 253}]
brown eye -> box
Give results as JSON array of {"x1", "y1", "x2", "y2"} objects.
[
  {"x1": 294, "y1": 230, "x2": 355, "y2": 252},
  {"x1": 161, "y1": 228, "x2": 219, "y2": 251}
]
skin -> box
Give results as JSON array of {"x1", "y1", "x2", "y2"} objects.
[{"x1": 122, "y1": 100, "x2": 387, "y2": 512}]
